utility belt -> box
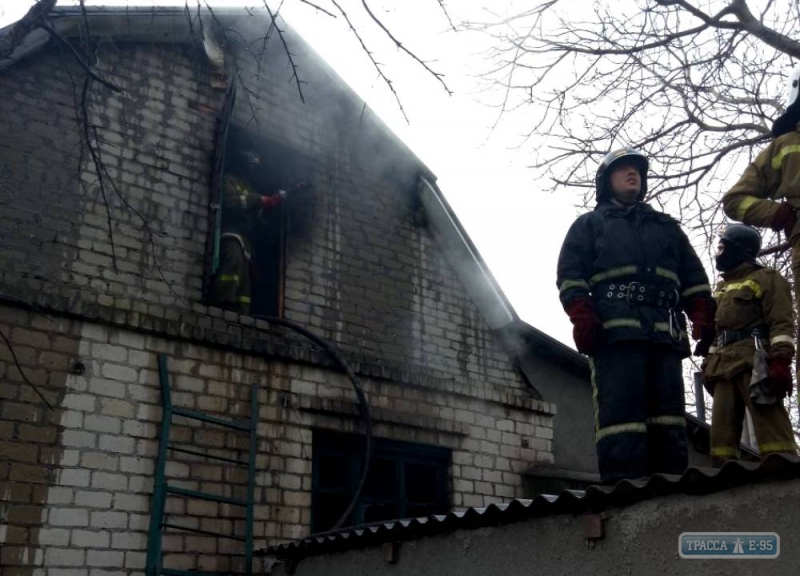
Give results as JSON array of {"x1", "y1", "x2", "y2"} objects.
[
  {"x1": 598, "y1": 281, "x2": 679, "y2": 309},
  {"x1": 715, "y1": 325, "x2": 769, "y2": 348}
]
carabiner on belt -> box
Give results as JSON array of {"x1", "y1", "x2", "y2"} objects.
[
  {"x1": 668, "y1": 289, "x2": 682, "y2": 342},
  {"x1": 753, "y1": 328, "x2": 764, "y2": 350}
]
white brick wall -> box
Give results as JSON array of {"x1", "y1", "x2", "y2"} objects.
[{"x1": 0, "y1": 306, "x2": 554, "y2": 575}]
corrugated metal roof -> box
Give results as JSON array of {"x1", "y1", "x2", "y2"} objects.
[{"x1": 264, "y1": 454, "x2": 800, "y2": 560}]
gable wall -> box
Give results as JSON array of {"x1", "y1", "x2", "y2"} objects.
[
  {"x1": 0, "y1": 16, "x2": 556, "y2": 576},
  {"x1": 0, "y1": 28, "x2": 522, "y2": 389}
]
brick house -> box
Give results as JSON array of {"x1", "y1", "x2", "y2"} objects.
[{"x1": 0, "y1": 6, "x2": 563, "y2": 575}]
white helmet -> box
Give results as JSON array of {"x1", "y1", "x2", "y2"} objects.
[{"x1": 786, "y1": 63, "x2": 800, "y2": 108}]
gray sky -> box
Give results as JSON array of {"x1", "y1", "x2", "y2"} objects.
[{"x1": 0, "y1": 0, "x2": 596, "y2": 348}]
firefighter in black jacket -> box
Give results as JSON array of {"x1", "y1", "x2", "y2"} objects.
[{"x1": 557, "y1": 148, "x2": 717, "y2": 483}]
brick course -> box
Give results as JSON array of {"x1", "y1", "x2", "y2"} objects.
[{"x1": 0, "y1": 305, "x2": 553, "y2": 573}]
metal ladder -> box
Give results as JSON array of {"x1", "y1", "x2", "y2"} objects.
[{"x1": 146, "y1": 354, "x2": 257, "y2": 576}]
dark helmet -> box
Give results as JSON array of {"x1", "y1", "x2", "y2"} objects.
[
  {"x1": 719, "y1": 224, "x2": 762, "y2": 263},
  {"x1": 229, "y1": 150, "x2": 261, "y2": 179},
  {"x1": 595, "y1": 147, "x2": 649, "y2": 203},
  {"x1": 238, "y1": 150, "x2": 261, "y2": 167}
]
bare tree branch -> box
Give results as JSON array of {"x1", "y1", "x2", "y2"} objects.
[
  {"x1": 0, "y1": 326, "x2": 53, "y2": 410},
  {"x1": 361, "y1": 0, "x2": 453, "y2": 95},
  {"x1": 436, "y1": 0, "x2": 457, "y2": 32},
  {"x1": 759, "y1": 241, "x2": 790, "y2": 257},
  {"x1": 656, "y1": 0, "x2": 800, "y2": 58},
  {"x1": 73, "y1": 0, "x2": 118, "y2": 272},
  {"x1": 330, "y1": 0, "x2": 409, "y2": 123},
  {"x1": 263, "y1": 0, "x2": 307, "y2": 103},
  {"x1": 296, "y1": 0, "x2": 337, "y2": 19},
  {"x1": 360, "y1": 0, "x2": 452, "y2": 95},
  {"x1": 468, "y1": 0, "x2": 796, "y2": 244},
  {"x1": 40, "y1": 22, "x2": 122, "y2": 93},
  {"x1": 93, "y1": 130, "x2": 183, "y2": 300},
  {"x1": 80, "y1": 76, "x2": 118, "y2": 272}
]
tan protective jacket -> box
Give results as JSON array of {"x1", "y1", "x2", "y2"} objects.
[
  {"x1": 704, "y1": 263, "x2": 795, "y2": 382},
  {"x1": 723, "y1": 125, "x2": 800, "y2": 226}
]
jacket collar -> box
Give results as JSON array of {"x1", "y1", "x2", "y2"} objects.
[
  {"x1": 720, "y1": 262, "x2": 761, "y2": 282},
  {"x1": 771, "y1": 102, "x2": 800, "y2": 137},
  {"x1": 595, "y1": 201, "x2": 656, "y2": 215}
]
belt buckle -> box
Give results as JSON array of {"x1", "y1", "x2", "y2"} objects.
[{"x1": 625, "y1": 281, "x2": 644, "y2": 303}]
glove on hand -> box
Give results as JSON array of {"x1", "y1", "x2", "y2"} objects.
[
  {"x1": 685, "y1": 297, "x2": 717, "y2": 340},
  {"x1": 693, "y1": 338, "x2": 714, "y2": 358},
  {"x1": 565, "y1": 297, "x2": 604, "y2": 356},
  {"x1": 771, "y1": 202, "x2": 797, "y2": 238},
  {"x1": 766, "y1": 352, "x2": 793, "y2": 398},
  {"x1": 261, "y1": 194, "x2": 284, "y2": 209}
]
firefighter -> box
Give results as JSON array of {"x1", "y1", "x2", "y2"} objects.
[
  {"x1": 723, "y1": 64, "x2": 800, "y2": 315},
  {"x1": 557, "y1": 147, "x2": 716, "y2": 483},
  {"x1": 210, "y1": 151, "x2": 285, "y2": 314},
  {"x1": 702, "y1": 224, "x2": 797, "y2": 465}
]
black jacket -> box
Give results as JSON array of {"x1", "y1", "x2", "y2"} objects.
[{"x1": 557, "y1": 201, "x2": 711, "y2": 356}]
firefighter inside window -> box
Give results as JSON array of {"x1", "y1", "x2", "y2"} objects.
[{"x1": 209, "y1": 149, "x2": 303, "y2": 316}]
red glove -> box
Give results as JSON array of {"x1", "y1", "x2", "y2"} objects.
[
  {"x1": 685, "y1": 297, "x2": 717, "y2": 341},
  {"x1": 565, "y1": 297, "x2": 604, "y2": 356},
  {"x1": 261, "y1": 194, "x2": 284, "y2": 210},
  {"x1": 766, "y1": 352, "x2": 793, "y2": 398},
  {"x1": 771, "y1": 202, "x2": 797, "y2": 238}
]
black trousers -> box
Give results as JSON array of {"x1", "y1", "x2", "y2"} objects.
[{"x1": 590, "y1": 341, "x2": 688, "y2": 483}]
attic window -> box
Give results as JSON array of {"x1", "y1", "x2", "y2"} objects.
[
  {"x1": 312, "y1": 430, "x2": 450, "y2": 532},
  {"x1": 204, "y1": 124, "x2": 308, "y2": 317}
]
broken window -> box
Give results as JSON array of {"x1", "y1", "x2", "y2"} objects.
[
  {"x1": 312, "y1": 430, "x2": 450, "y2": 532},
  {"x1": 204, "y1": 121, "x2": 311, "y2": 318}
]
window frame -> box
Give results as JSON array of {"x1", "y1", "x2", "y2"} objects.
[
  {"x1": 311, "y1": 430, "x2": 450, "y2": 532},
  {"x1": 205, "y1": 122, "x2": 312, "y2": 318}
]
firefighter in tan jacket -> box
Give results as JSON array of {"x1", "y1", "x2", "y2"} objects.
[
  {"x1": 210, "y1": 151, "x2": 285, "y2": 314},
  {"x1": 723, "y1": 65, "x2": 800, "y2": 314},
  {"x1": 702, "y1": 225, "x2": 797, "y2": 465}
]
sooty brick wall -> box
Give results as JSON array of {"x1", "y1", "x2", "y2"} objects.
[
  {"x1": 0, "y1": 12, "x2": 557, "y2": 576},
  {"x1": 0, "y1": 24, "x2": 523, "y2": 392}
]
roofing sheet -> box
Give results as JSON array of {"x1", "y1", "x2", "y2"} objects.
[{"x1": 264, "y1": 454, "x2": 800, "y2": 560}]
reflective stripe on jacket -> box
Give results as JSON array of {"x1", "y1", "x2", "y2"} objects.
[
  {"x1": 704, "y1": 263, "x2": 795, "y2": 382},
  {"x1": 723, "y1": 124, "x2": 800, "y2": 226},
  {"x1": 221, "y1": 174, "x2": 263, "y2": 239}
]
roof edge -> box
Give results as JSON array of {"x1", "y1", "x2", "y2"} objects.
[
  {"x1": 1, "y1": 5, "x2": 438, "y2": 186},
  {"x1": 510, "y1": 320, "x2": 589, "y2": 377},
  {"x1": 418, "y1": 176, "x2": 517, "y2": 331},
  {"x1": 262, "y1": 454, "x2": 800, "y2": 562}
]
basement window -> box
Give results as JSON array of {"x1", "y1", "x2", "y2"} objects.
[
  {"x1": 312, "y1": 430, "x2": 450, "y2": 532},
  {"x1": 204, "y1": 123, "x2": 310, "y2": 318}
]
